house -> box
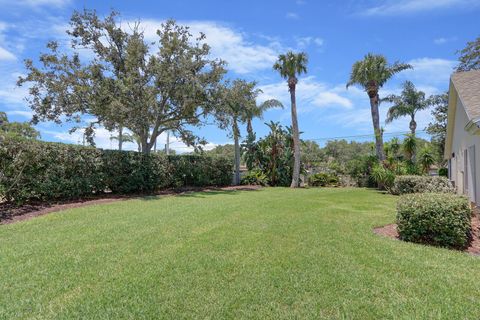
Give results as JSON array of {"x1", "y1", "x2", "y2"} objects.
[{"x1": 444, "y1": 69, "x2": 480, "y2": 205}]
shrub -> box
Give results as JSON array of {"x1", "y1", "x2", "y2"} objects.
[
  {"x1": 396, "y1": 193, "x2": 472, "y2": 249},
  {"x1": 371, "y1": 164, "x2": 396, "y2": 191},
  {"x1": 0, "y1": 136, "x2": 233, "y2": 205},
  {"x1": 167, "y1": 155, "x2": 232, "y2": 187},
  {"x1": 308, "y1": 172, "x2": 339, "y2": 187},
  {"x1": 438, "y1": 167, "x2": 448, "y2": 177},
  {"x1": 240, "y1": 170, "x2": 269, "y2": 186},
  {"x1": 392, "y1": 175, "x2": 454, "y2": 195}
]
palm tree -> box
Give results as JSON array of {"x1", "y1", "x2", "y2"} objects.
[
  {"x1": 382, "y1": 81, "x2": 434, "y2": 136},
  {"x1": 245, "y1": 99, "x2": 283, "y2": 138},
  {"x1": 418, "y1": 145, "x2": 435, "y2": 174},
  {"x1": 273, "y1": 51, "x2": 308, "y2": 188},
  {"x1": 402, "y1": 134, "x2": 417, "y2": 163},
  {"x1": 347, "y1": 54, "x2": 412, "y2": 161}
]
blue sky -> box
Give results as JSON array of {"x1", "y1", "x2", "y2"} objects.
[{"x1": 1, "y1": 0, "x2": 479, "y2": 152}]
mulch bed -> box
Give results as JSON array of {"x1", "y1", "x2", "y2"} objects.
[
  {"x1": 0, "y1": 185, "x2": 261, "y2": 225},
  {"x1": 374, "y1": 211, "x2": 480, "y2": 255}
]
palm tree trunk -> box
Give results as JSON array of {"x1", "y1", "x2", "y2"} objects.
[
  {"x1": 369, "y1": 94, "x2": 385, "y2": 161},
  {"x1": 410, "y1": 118, "x2": 417, "y2": 162},
  {"x1": 246, "y1": 118, "x2": 253, "y2": 137},
  {"x1": 118, "y1": 126, "x2": 123, "y2": 151},
  {"x1": 233, "y1": 119, "x2": 241, "y2": 185},
  {"x1": 289, "y1": 83, "x2": 301, "y2": 188}
]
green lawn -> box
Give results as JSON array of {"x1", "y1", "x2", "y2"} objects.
[{"x1": 1, "y1": 188, "x2": 479, "y2": 319}]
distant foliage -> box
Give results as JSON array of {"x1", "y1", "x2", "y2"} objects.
[
  {"x1": 397, "y1": 193, "x2": 472, "y2": 249},
  {"x1": 244, "y1": 122, "x2": 296, "y2": 187},
  {"x1": 392, "y1": 175, "x2": 454, "y2": 195},
  {"x1": 0, "y1": 136, "x2": 232, "y2": 205},
  {"x1": 308, "y1": 173, "x2": 339, "y2": 187},
  {"x1": 240, "y1": 170, "x2": 269, "y2": 186}
]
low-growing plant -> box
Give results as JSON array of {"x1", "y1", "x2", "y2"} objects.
[
  {"x1": 371, "y1": 164, "x2": 396, "y2": 191},
  {"x1": 240, "y1": 169, "x2": 269, "y2": 186},
  {"x1": 392, "y1": 175, "x2": 454, "y2": 195},
  {"x1": 308, "y1": 172, "x2": 339, "y2": 187},
  {"x1": 396, "y1": 193, "x2": 472, "y2": 249}
]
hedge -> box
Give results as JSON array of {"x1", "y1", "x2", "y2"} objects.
[
  {"x1": 396, "y1": 193, "x2": 472, "y2": 249},
  {"x1": 0, "y1": 136, "x2": 232, "y2": 204},
  {"x1": 392, "y1": 175, "x2": 455, "y2": 195}
]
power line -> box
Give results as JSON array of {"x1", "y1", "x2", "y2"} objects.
[{"x1": 304, "y1": 130, "x2": 428, "y2": 142}]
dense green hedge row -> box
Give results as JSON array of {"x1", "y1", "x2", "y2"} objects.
[
  {"x1": 0, "y1": 136, "x2": 232, "y2": 204},
  {"x1": 392, "y1": 175, "x2": 455, "y2": 195},
  {"x1": 396, "y1": 193, "x2": 472, "y2": 249}
]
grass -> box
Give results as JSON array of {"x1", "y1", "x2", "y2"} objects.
[{"x1": 1, "y1": 188, "x2": 479, "y2": 319}]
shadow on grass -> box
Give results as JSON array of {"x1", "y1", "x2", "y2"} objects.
[{"x1": 139, "y1": 187, "x2": 261, "y2": 201}]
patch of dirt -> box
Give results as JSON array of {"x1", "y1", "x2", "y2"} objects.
[
  {"x1": 374, "y1": 209, "x2": 480, "y2": 256},
  {"x1": 0, "y1": 185, "x2": 261, "y2": 225}
]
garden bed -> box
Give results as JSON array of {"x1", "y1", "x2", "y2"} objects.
[{"x1": 374, "y1": 210, "x2": 480, "y2": 255}]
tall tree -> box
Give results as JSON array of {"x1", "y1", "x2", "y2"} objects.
[
  {"x1": 347, "y1": 53, "x2": 412, "y2": 161},
  {"x1": 383, "y1": 81, "x2": 435, "y2": 136},
  {"x1": 426, "y1": 92, "x2": 448, "y2": 163},
  {"x1": 214, "y1": 80, "x2": 257, "y2": 185},
  {"x1": 273, "y1": 51, "x2": 308, "y2": 188},
  {"x1": 18, "y1": 10, "x2": 225, "y2": 154},
  {"x1": 457, "y1": 35, "x2": 480, "y2": 71}
]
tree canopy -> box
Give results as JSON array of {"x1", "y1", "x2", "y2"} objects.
[
  {"x1": 457, "y1": 35, "x2": 480, "y2": 71},
  {"x1": 18, "y1": 9, "x2": 226, "y2": 153}
]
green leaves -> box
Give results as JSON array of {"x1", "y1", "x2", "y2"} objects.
[
  {"x1": 0, "y1": 136, "x2": 232, "y2": 205},
  {"x1": 273, "y1": 51, "x2": 308, "y2": 82},
  {"x1": 346, "y1": 53, "x2": 412, "y2": 92},
  {"x1": 397, "y1": 193, "x2": 472, "y2": 249},
  {"x1": 18, "y1": 10, "x2": 227, "y2": 154}
]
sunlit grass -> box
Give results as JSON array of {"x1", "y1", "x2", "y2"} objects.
[{"x1": 1, "y1": 188, "x2": 479, "y2": 319}]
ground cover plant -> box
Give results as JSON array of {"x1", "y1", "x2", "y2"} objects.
[{"x1": 1, "y1": 188, "x2": 480, "y2": 319}]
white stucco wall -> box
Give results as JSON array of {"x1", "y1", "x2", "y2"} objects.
[{"x1": 450, "y1": 96, "x2": 480, "y2": 204}]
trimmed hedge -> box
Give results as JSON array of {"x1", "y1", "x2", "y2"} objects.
[
  {"x1": 0, "y1": 136, "x2": 232, "y2": 204},
  {"x1": 392, "y1": 175, "x2": 455, "y2": 195},
  {"x1": 396, "y1": 193, "x2": 472, "y2": 249}
]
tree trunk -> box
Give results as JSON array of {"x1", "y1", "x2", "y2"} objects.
[
  {"x1": 369, "y1": 94, "x2": 385, "y2": 161},
  {"x1": 289, "y1": 80, "x2": 301, "y2": 188},
  {"x1": 118, "y1": 126, "x2": 123, "y2": 151},
  {"x1": 233, "y1": 119, "x2": 241, "y2": 185},
  {"x1": 409, "y1": 118, "x2": 417, "y2": 136},
  {"x1": 166, "y1": 131, "x2": 170, "y2": 156},
  {"x1": 246, "y1": 118, "x2": 253, "y2": 137}
]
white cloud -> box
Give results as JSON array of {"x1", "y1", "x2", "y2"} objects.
[
  {"x1": 361, "y1": 0, "x2": 480, "y2": 15},
  {"x1": 286, "y1": 12, "x2": 300, "y2": 20},
  {"x1": 295, "y1": 36, "x2": 324, "y2": 49},
  {"x1": 401, "y1": 57, "x2": 456, "y2": 85},
  {"x1": 0, "y1": 46, "x2": 16, "y2": 60},
  {"x1": 259, "y1": 76, "x2": 353, "y2": 112},
  {"x1": 433, "y1": 37, "x2": 456, "y2": 45},
  {"x1": 0, "y1": 0, "x2": 71, "y2": 7},
  {"x1": 40, "y1": 126, "x2": 219, "y2": 154},
  {"x1": 137, "y1": 20, "x2": 280, "y2": 74},
  {"x1": 5, "y1": 110, "x2": 32, "y2": 118}
]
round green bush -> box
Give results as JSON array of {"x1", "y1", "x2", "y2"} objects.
[{"x1": 396, "y1": 193, "x2": 472, "y2": 249}]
